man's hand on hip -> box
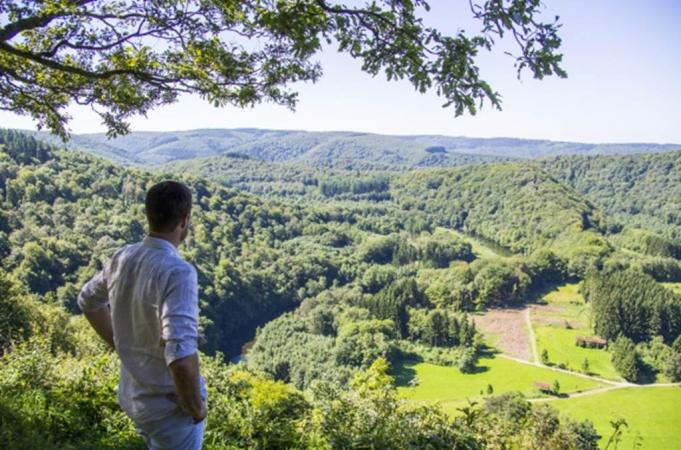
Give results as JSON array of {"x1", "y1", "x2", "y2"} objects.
[
  {"x1": 166, "y1": 392, "x2": 207, "y2": 423},
  {"x1": 167, "y1": 353, "x2": 206, "y2": 424}
]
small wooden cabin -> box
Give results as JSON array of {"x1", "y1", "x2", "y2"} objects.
[{"x1": 575, "y1": 336, "x2": 608, "y2": 349}]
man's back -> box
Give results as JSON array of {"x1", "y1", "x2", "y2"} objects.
[
  {"x1": 79, "y1": 235, "x2": 205, "y2": 424},
  {"x1": 79, "y1": 181, "x2": 206, "y2": 448}
]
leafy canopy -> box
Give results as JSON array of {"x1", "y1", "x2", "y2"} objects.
[{"x1": 1, "y1": 0, "x2": 565, "y2": 137}]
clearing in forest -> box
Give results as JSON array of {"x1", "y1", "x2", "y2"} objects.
[
  {"x1": 662, "y1": 282, "x2": 681, "y2": 294},
  {"x1": 395, "y1": 356, "x2": 601, "y2": 415},
  {"x1": 530, "y1": 284, "x2": 620, "y2": 380},
  {"x1": 442, "y1": 228, "x2": 513, "y2": 260}
]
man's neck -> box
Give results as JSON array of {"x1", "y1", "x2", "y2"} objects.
[{"x1": 148, "y1": 232, "x2": 180, "y2": 248}]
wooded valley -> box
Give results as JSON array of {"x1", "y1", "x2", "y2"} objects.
[{"x1": 1, "y1": 128, "x2": 680, "y2": 449}]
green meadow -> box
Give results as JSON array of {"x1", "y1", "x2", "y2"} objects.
[
  {"x1": 395, "y1": 356, "x2": 601, "y2": 415},
  {"x1": 444, "y1": 228, "x2": 512, "y2": 260},
  {"x1": 397, "y1": 281, "x2": 680, "y2": 448},
  {"x1": 396, "y1": 357, "x2": 681, "y2": 449},
  {"x1": 534, "y1": 326, "x2": 620, "y2": 380},
  {"x1": 552, "y1": 387, "x2": 681, "y2": 450},
  {"x1": 541, "y1": 283, "x2": 583, "y2": 305},
  {"x1": 532, "y1": 283, "x2": 621, "y2": 379},
  {"x1": 662, "y1": 282, "x2": 681, "y2": 294}
]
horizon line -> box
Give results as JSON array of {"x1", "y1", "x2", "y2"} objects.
[{"x1": 18, "y1": 126, "x2": 681, "y2": 147}]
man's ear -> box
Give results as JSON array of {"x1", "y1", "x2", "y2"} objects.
[{"x1": 180, "y1": 213, "x2": 190, "y2": 229}]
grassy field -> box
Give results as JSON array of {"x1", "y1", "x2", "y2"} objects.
[
  {"x1": 444, "y1": 228, "x2": 512, "y2": 259},
  {"x1": 531, "y1": 283, "x2": 620, "y2": 379},
  {"x1": 662, "y1": 282, "x2": 681, "y2": 294},
  {"x1": 534, "y1": 325, "x2": 620, "y2": 380},
  {"x1": 532, "y1": 284, "x2": 590, "y2": 327},
  {"x1": 541, "y1": 283, "x2": 583, "y2": 304},
  {"x1": 396, "y1": 280, "x2": 680, "y2": 446},
  {"x1": 397, "y1": 282, "x2": 679, "y2": 446},
  {"x1": 552, "y1": 387, "x2": 681, "y2": 450},
  {"x1": 395, "y1": 356, "x2": 601, "y2": 415}
]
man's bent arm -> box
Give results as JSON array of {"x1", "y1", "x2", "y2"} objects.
[
  {"x1": 168, "y1": 352, "x2": 206, "y2": 422},
  {"x1": 83, "y1": 307, "x2": 115, "y2": 350},
  {"x1": 78, "y1": 264, "x2": 115, "y2": 350}
]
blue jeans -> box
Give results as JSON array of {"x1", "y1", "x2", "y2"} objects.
[{"x1": 134, "y1": 410, "x2": 205, "y2": 450}]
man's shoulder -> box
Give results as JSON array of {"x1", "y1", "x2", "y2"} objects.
[
  {"x1": 111, "y1": 242, "x2": 144, "y2": 261},
  {"x1": 168, "y1": 257, "x2": 197, "y2": 280},
  {"x1": 116, "y1": 241, "x2": 142, "y2": 254},
  {"x1": 162, "y1": 260, "x2": 197, "y2": 294},
  {"x1": 122, "y1": 237, "x2": 196, "y2": 278},
  {"x1": 106, "y1": 242, "x2": 138, "y2": 267}
]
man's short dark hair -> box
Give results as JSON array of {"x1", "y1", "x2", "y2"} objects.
[{"x1": 145, "y1": 181, "x2": 192, "y2": 233}]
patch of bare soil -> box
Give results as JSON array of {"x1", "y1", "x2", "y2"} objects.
[{"x1": 472, "y1": 308, "x2": 532, "y2": 361}]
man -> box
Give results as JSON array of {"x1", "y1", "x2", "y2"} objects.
[{"x1": 78, "y1": 180, "x2": 207, "y2": 449}]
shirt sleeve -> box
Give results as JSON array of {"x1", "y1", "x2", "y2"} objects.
[
  {"x1": 77, "y1": 265, "x2": 110, "y2": 312},
  {"x1": 161, "y1": 263, "x2": 200, "y2": 366}
]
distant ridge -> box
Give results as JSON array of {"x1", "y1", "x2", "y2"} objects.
[{"x1": 25, "y1": 128, "x2": 680, "y2": 169}]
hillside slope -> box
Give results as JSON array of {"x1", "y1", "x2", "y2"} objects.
[
  {"x1": 32, "y1": 128, "x2": 507, "y2": 168},
  {"x1": 541, "y1": 151, "x2": 681, "y2": 243},
  {"x1": 164, "y1": 147, "x2": 619, "y2": 270},
  {"x1": 391, "y1": 163, "x2": 613, "y2": 267},
  {"x1": 28, "y1": 128, "x2": 679, "y2": 168}
]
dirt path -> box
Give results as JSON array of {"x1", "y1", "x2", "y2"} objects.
[
  {"x1": 530, "y1": 381, "x2": 681, "y2": 402},
  {"x1": 529, "y1": 385, "x2": 621, "y2": 402},
  {"x1": 498, "y1": 353, "x2": 625, "y2": 386},
  {"x1": 524, "y1": 307, "x2": 539, "y2": 364},
  {"x1": 499, "y1": 352, "x2": 681, "y2": 402}
]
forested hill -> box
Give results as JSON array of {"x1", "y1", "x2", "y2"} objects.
[
  {"x1": 389, "y1": 163, "x2": 615, "y2": 276},
  {"x1": 540, "y1": 151, "x2": 681, "y2": 244},
  {"x1": 1, "y1": 128, "x2": 518, "y2": 357},
  {"x1": 28, "y1": 128, "x2": 679, "y2": 168},
  {"x1": 164, "y1": 151, "x2": 616, "y2": 268},
  {"x1": 30, "y1": 129, "x2": 509, "y2": 168}
]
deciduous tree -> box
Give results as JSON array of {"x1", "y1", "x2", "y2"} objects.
[{"x1": 1, "y1": 0, "x2": 565, "y2": 137}]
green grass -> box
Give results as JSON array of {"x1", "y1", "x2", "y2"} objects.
[
  {"x1": 530, "y1": 283, "x2": 620, "y2": 379},
  {"x1": 443, "y1": 228, "x2": 512, "y2": 260},
  {"x1": 395, "y1": 356, "x2": 601, "y2": 415},
  {"x1": 533, "y1": 284, "x2": 590, "y2": 325},
  {"x1": 534, "y1": 325, "x2": 620, "y2": 380},
  {"x1": 661, "y1": 282, "x2": 681, "y2": 294},
  {"x1": 541, "y1": 283, "x2": 583, "y2": 305},
  {"x1": 553, "y1": 387, "x2": 681, "y2": 450}
]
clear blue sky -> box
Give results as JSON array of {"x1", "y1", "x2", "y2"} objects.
[{"x1": 1, "y1": 0, "x2": 680, "y2": 143}]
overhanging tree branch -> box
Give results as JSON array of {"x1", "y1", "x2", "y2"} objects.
[
  {"x1": 0, "y1": 0, "x2": 566, "y2": 139},
  {"x1": 0, "y1": 0, "x2": 97, "y2": 41}
]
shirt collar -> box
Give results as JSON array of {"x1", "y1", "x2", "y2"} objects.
[{"x1": 143, "y1": 235, "x2": 179, "y2": 255}]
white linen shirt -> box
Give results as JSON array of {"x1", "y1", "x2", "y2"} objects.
[{"x1": 77, "y1": 235, "x2": 206, "y2": 424}]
